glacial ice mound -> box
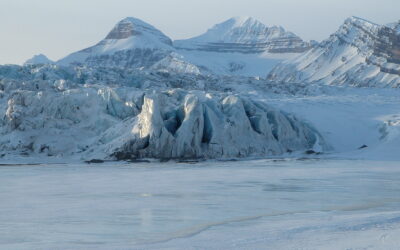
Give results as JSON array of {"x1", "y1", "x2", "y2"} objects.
[
  {"x1": 0, "y1": 65, "x2": 328, "y2": 160},
  {"x1": 103, "y1": 90, "x2": 327, "y2": 160}
]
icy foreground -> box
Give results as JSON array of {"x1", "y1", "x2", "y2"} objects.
[
  {"x1": 1, "y1": 160, "x2": 400, "y2": 249},
  {"x1": 0, "y1": 65, "x2": 326, "y2": 160}
]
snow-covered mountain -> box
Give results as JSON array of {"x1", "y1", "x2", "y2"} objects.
[
  {"x1": 268, "y1": 16, "x2": 400, "y2": 87},
  {"x1": 24, "y1": 54, "x2": 54, "y2": 65},
  {"x1": 172, "y1": 17, "x2": 314, "y2": 77},
  {"x1": 56, "y1": 17, "x2": 312, "y2": 77},
  {"x1": 57, "y1": 17, "x2": 201, "y2": 73},
  {"x1": 175, "y1": 17, "x2": 312, "y2": 54}
]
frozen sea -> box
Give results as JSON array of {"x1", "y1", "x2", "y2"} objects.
[{"x1": 1, "y1": 159, "x2": 400, "y2": 249}]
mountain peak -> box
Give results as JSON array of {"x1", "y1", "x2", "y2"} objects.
[
  {"x1": 329, "y1": 16, "x2": 382, "y2": 47},
  {"x1": 58, "y1": 17, "x2": 174, "y2": 66},
  {"x1": 176, "y1": 16, "x2": 298, "y2": 45},
  {"x1": 24, "y1": 54, "x2": 53, "y2": 66},
  {"x1": 206, "y1": 16, "x2": 271, "y2": 38},
  {"x1": 222, "y1": 16, "x2": 261, "y2": 27},
  {"x1": 343, "y1": 16, "x2": 380, "y2": 28},
  {"x1": 174, "y1": 17, "x2": 309, "y2": 54},
  {"x1": 104, "y1": 17, "x2": 172, "y2": 45}
]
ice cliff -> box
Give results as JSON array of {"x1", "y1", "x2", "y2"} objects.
[{"x1": 0, "y1": 64, "x2": 327, "y2": 160}]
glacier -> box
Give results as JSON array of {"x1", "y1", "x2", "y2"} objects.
[{"x1": 0, "y1": 64, "x2": 327, "y2": 161}]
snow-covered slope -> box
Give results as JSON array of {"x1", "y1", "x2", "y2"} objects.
[
  {"x1": 24, "y1": 54, "x2": 53, "y2": 65},
  {"x1": 177, "y1": 50, "x2": 297, "y2": 77},
  {"x1": 268, "y1": 17, "x2": 400, "y2": 87},
  {"x1": 175, "y1": 17, "x2": 312, "y2": 54}
]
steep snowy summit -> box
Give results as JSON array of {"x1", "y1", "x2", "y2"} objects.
[
  {"x1": 175, "y1": 17, "x2": 311, "y2": 53},
  {"x1": 101, "y1": 17, "x2": 173, "y2": 49},
  {"x1": 58, "y1": 17, "x2": 175, "y2": 67}
]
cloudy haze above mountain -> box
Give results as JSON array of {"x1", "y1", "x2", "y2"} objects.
[{"x1": 1, "y1": 0, "x2": 399, "y2": 64}]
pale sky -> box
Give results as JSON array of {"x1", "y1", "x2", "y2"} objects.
[{"x1": 1, "y1": 0, "x2": 399, "y2": 65}]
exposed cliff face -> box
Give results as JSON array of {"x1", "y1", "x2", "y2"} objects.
[
  {"x1": 174, "y1": 17, "x2": 312, "y2": 54},
  {"x1": 268, "y1": 17, "x2": 400, "y2": 88}
]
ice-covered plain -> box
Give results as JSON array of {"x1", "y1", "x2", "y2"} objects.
[{"x1": 1, "y1": 160, "x2": 400, "y2": 249}]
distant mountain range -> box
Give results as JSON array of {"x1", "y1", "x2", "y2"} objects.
[
  {"x1": 24, "y1": 16, "x2": 313, "y2": 77},
  {"x1": 24, "y1": 16, "x2": 400, "y2": 87}
]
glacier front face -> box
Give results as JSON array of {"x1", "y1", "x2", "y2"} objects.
[
  {"x1": 101, "y1": 90, "x2": 324, "y2": 160},
  {"x1": 0, "y1": 65, "x2": 326, "y2": 160}
]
